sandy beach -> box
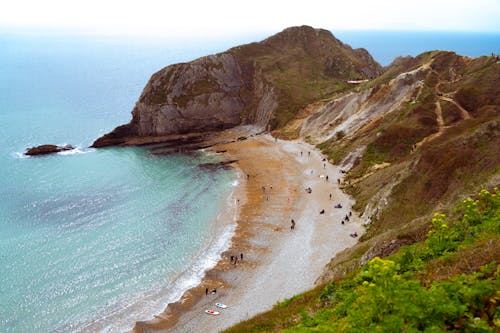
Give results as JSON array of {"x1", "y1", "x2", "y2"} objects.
[{"x1": 134, "y1": 133, "x2": 364, "y2": 333}]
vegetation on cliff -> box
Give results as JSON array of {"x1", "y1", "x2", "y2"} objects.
[
  {"x1": 309, "y1": 53, "x2": 499, "y2": 275},
  {"x1": 91, "y1": 27, "x2": 499, "y2": 331},
  {"x1": 92, "y1": 26, "x2": 381, "y2": 147},
  {"x1": 222, "y1": 48, "x2": 499, "y2": 332},
  {"x1": 223, "y1": 189, "x2": 499, "y2": 332}
]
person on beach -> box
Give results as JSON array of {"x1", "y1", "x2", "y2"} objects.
[
  {"x1": 308, "y1": 151, "x2": 311, "y2": 157},
  {"x1": 230, "y1": 255, "x2": 234, "y2": 262},
  {"x1": 349, "y1": 211, "x2": 352, "y2": 216},
  {"x1": 323, "y1": 163, "x2": 326, "y2": 169},
  {"x1": 247, "y1": 174, "x2": 250, "y2": 179},
  {"x1": 301, "y1": 151, "x2": 303, "y2": 156},
  {"x1": 329, "y1": 193, "x2": 332, "y2": 200},
  {"x1": 337, "y1": 178, "x2": 341, "y2": 185},
  {"x1": 311, "y1": 170, "x2": 313, "y2": 175},
  {"x1": 240, "y1": 253, "x2": 243, "y2": 260},
  {"x1": 291, "y1": 219, "x2": 296, "y2": 230},
  {"x1": 326, "y1": 175, "x2": 329, "y2": 182},
  {"x1": 341, "y1": 220, "x2": 344, "y2": 225},
  {"x1": 206, "y1": 288, "x2": 209, "y2": 295},
  {"x1": 262, "y1": 186, "x2": 266, "y2": 192}
]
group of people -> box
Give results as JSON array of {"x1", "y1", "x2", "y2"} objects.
[
  {"x1": 341, "y1": 211, "x2": 352, "y2": 224},
  {"x1": 230, "y1": 253, "x2": 244, "y2": 265}
]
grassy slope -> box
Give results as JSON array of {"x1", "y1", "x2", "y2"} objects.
[
  {"x1": 230, "y1": 27, "x2": 381, "y2": 130},
  {"x1": 224, "y1": 189, "x2": 499, "y2": 332},
  {"x1": 223, "y1": 53, "x2": 499, "y2": 332}
]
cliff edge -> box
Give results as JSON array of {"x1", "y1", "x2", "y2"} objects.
[{"x1": 92, "y1": 26, "x2": 381, "y2": 147}]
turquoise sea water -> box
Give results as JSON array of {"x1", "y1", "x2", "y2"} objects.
[
  {"x1": 0, "y1": 30, "x2": 498, "y2": 332},
  {"x1": 0, "y1": 34, "x2": 241, "y2": 332}
]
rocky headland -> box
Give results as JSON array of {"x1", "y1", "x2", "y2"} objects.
[{"x1": 92, "y1": 25, "x2": 381, "y2": 148}]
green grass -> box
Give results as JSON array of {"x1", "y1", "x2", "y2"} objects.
[{"x1": 224, "y1": 189, "x2": 500, "y2": 333}]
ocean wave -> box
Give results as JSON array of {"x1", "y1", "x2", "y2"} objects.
[
  {"x1": 137, "y1": 187, "x2": 239, "y2": 329},
  {"x1": 75, "y1": 182, "x2": 239, "y2": 333},
  {"x1": 57, "y1": 146, "x2": 95, "y2": 156},
  {"x1": 13, "y1": 152, "x2": 30, "y2": 159},
  {"x1": 12, "y1": 145, "x2": 95, "y2": 158}
]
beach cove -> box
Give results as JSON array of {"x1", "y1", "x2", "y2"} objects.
[{"x1": 133, "y1": 131, "x2": 364, "y2": 332}]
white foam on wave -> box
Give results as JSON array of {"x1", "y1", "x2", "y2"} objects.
[
  {"x1": 156, "y1": 187, "x2": 238, "y2": 306},
  {"x1": 144, "y1": 183, "x2": 238, "y2": 324},
  {"x1": 12, "y1": 145, "x2": 95, "y2": 158},
  {"x1": 93, "y1": 180, "x2": 240, "y2": 333},
  {"x1": 57, "y1": 146, "x2": 95, "y2": 156},
  {"x1": 13, "y1": 152, "x2": 29, "y2": 159}
]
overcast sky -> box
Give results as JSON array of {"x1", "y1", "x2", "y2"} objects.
[{"x1": 1, "y1": 0, "x2": 499, "y2": 36}]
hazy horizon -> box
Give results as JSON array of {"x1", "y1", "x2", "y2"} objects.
[{"x1": 1, "y1": 0, "x2": 499, "y2": 38}]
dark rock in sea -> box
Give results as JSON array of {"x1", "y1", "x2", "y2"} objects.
[
  {"x1": 25, "y1": 144, "x2": 75, "y2": 156},
  {"x1": 197, "y1": 160, "x2": 238, "y2": 170}
]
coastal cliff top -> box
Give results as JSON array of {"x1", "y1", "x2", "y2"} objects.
[{"x1": 92, "y1": 25, "x2": 382, "y2": 147}]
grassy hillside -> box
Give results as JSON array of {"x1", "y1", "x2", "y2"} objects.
[
  {"x1": 223, "y1": 52, "x2": 499, "y2": 332},
  {"x1": 223, "y1": 189, "x2": 499, "y2": 332},
  {"x1": 231, "y1": 26, "x2": 382, "y2": 129},
  {"x1": 317, "y1": 53, "x2": 499, "y2": 240}
]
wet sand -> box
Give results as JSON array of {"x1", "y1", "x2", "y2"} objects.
[{"x1": 133, "y1": 134, "x2": 363, "y2": 333}]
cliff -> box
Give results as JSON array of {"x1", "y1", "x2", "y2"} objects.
[
  {"x1": 223, "y1": 51, "x2": 500, "y2": 333},
  {"x1": 92, "y1": 26, "x2": 381, "y2": 147}
]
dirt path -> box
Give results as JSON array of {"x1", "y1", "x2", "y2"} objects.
[
  {"x1": 439, "y1": 96, "x2": 471, "y2": 120},
  {"x1": 413, "y1": 75, "x2": 471, "y2": 152},
  {"x1": 413, "y1": 99, "x2": 445, "y2": 151}
]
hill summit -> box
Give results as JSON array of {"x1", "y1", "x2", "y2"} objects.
[{"x1": 92, "y1": 26, "x2": 381, "y2": 147}]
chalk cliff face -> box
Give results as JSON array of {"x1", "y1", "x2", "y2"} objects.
[{"x1": 92, "y1": 26, "x2": 382, "y2": 147}]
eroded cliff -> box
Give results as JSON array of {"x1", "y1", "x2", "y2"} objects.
[{"x1": 92, "y1": 26, "x2": 381, "y2": 147}]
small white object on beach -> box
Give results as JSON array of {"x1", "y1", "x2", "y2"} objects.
[
  {"x1": 205, "y1": 309, "x2": 220, "y2": 315},
  {"x1": 216, "y1": 303, "x2": 228, "y2": 309}
]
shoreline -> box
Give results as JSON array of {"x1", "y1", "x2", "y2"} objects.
[{"x1": 133, "y1": 133, "x2": 364, "y2": 332}]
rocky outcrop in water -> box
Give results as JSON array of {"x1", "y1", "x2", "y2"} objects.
[
  {"x1": 92, "y1": 26, "x2": 382, "y2": 147},
  {"x1": 25, "y1": 144, "x2": 74, "y2": 156}
]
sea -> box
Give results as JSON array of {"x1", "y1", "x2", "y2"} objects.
[{"x1": 0, "y1": 30, "x2": 498, "y2": 332}]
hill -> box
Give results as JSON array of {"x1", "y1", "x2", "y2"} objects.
[
  {"x1": 224, "y1": 50, "x2": 500, "y2": 332},
  {"x1": 89, "y1": 26, "x2": 499, "y2": 331},
  {"x1": 92, "y1": 26, "x2": 381, "y2": 147}
]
